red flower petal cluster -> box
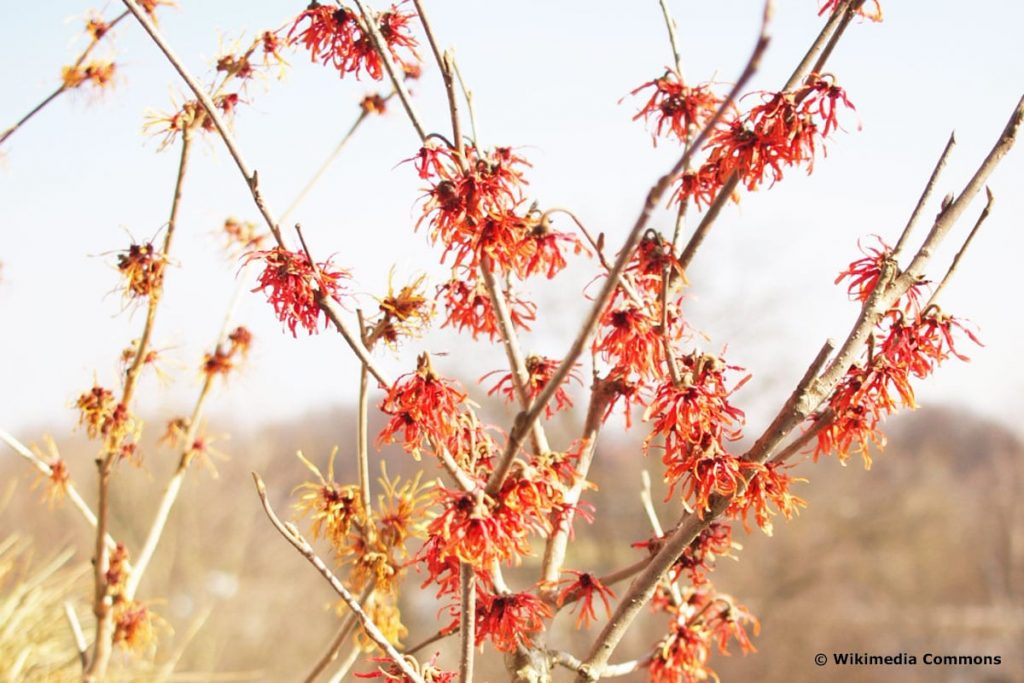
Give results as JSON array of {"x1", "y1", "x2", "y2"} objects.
[
  {"x1": 630, "y1": 73, "x2": 722, "y2": 144},
  {"x1": 817, "y1": 243, "x2": 981, "y2": 465},
  {"x1": 726, "y1": 461, "x2": 807, "y2": 535},
  {"x1": 246, "y1": 247, "x2": 351, "y2": 336},
  {"x1": 642, "y1": 353, "x2": 750, "y2": 513},
  {"x1": 377, "y1": 354, "x2": 468, "y2": 459},
  {"x1": 556, "y1": 570, "x2": 616, "y2": 629},
  {"x1": 287, "y1": 2, "x2": 420, "y2": 81},
  {"x1": 475, "y1": 590, "x2": 552, "y2": 652},
  {"x1": 436, "y1": 271, "x2": 536, "y2": 340},
  {"x1": 484, "y1": 355, "x2": 581, "y2": 419}
]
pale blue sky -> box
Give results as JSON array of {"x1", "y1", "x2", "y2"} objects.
[{"x1": 1, "y1": 2, "x2": 1022, "y2": 439}]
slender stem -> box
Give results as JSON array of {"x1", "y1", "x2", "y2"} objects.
[
  {"x1": 458, "y1": 563, "x2": 476, "y2": 683},
  {"x1": 405, "y1": 627, "x2": 453, "y2": 656},
  {"x1": 927, "y1": 187, "x2": 994, "y2": 308},
  {"x1": 252, "y1": 473, "x2": 425, "y2": 683},
  {"x1": 303, "y1": 586, "x2": 373, "y2": 683},
  {"x1": 488, "y1": 0, "x2": 772, "y2": 502},
  {"x1": 87, "y1": 128, "x2": 193, "y2": 681},
  {"x1": 412, "y1": 0, "x2": 463, "y2": 162},
  {"x1": 351, "y1": 0, "x2": 427, "y2": 142},
  {"x1": 281, "y1": 110, "x2": 371, "y2": 223},
  {"x1": 356, "y1": 310, "x2": 372, "y2": 514},
  {"x1": 657, "y1": 0, "x2": 685, "y2": 79},
  {"x1": 326, "y1": 646, "x2": 363, "y2": 683},
  {"x1": 123, "y1": 374, "x2": 215, "y2": 601},
  {"x1": 639, "y1": 471, "x2": 682, "y2": 607},
  {"x1": 541, "y1": 382, "x2": 613, "y2": 586},
  {"x1": 783, "y1": 0, "x2": 849, "y2": 90},
  {"x1": 451, "y1": 58, "x2": 480, "y2": 147},
  {"x1": 479, "y1": 261, "x2": 550, "y2": 455},
  {"x1": 553, "y1": 651, "x2": 647, "y2": 679},
  {"x1": 63, "y1": 602, "x2": 88, "y2": 671},
  {"x1": 892, "y1": 132, "x2": 958, "y2": 260}
]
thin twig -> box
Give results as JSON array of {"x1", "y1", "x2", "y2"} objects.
[
  {"x1": 352, "y1": 0, "x2": 427, "y2": 142},
  {"x1": 356, "y1": 309, "x2": 372, "y2": 514},
  {"x1": 252, "y1": 472, "x2": 425, "y2": 683},
  {"x1": 892, "y1": 132, "x2": 958, "y2": 260},
  {"x1": 553, "y1": 650, "x2": 647, "y2": 679},
  {"x1": 411, "y1": 0, "x2": 463, "y2": 161},
  {"x1": 64, "y1": 602, "x2": 88, "y2": 671},
  {"x1": 459, "y1": 563, "x2": 476, "y2": 683},
  {"x1": 639, "y1": 471, "x2": 682, "y2": 607},
  {"x1": 0, "y1": 430, "x2": 120, "y2": 555},
  {"x1": 479, "y1": 261, "x2": 551, "y2": 456},
  {"x1": 450, "y1": 57, "x2": 480, "y2": 147},
  {"x1": 304, "y1": 586, "x2": 373, "y2": 683},
  {"x1": 657, "y1": 0, "x2": 685, "y2": 79},
  {"x1": 281, "y1": 110, "x2": 371, "y2": 223},
  {"x1": 783, "y1": 0, "x2": 850, "y2": 90},
  {"x1": 927, "y1": 187, "x2": 994, "y2": 308},
  {"x1": 540, "y1": 383, "x2": 614, "y2": 586}
]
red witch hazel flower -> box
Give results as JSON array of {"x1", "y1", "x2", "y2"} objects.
[
  {"x1": 377, "y1": 353, "x2": 467, "y2": 459},
  {"x1": 426, "y1": 487, "x2": 531, "y2": 570},
  {"x1": 287, "y1": 1, "x2": 420, "y2": 81},
  {"x1": 726, "y1": 461, "x2": 807, "y2": 535},
  {"x1": 356, "y1": 653, "x2": 456, "y2": 682},
  {"x1": 475, "y1": 589, "x2": 552, "y2": 652},
  {"x1": 436, "y1": 270, "x2": 536, "y2": 341},
  {"x1": 245, "y1": 246, "x2": 351, "y2": 337},
  {"x1": 557, "y1": 570, "x2": 616, "y2": 629},
  {"x1": 629, "y1": 72, "x2": 722, "y2": 144},
  {"x1": 835, "y1": 235, "x2": 890, "y2": 302},
  {"x1": 483, "y1": 355, "x2": 581, "y2": 419}
]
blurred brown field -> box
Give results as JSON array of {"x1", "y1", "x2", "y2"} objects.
[{"x1": 2, "y1": 404, "x2": 1021, "y2": 682}]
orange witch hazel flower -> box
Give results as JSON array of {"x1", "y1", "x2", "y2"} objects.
[
  {"x1": 557, "y1": 570, "x2": 616, "y2": 629},
  {"x1": 62, "y1": 61, "x2": 117, "y2": 90},
  {"x1": 475, "y1": 589, "x2": 552, "y2": 652},
  {"x1": 246, "y1": 246, "x2": 351, "y2": 337},
  {"x1": 483, "y1": 355, "x2": 581, "y2": 419},
  {"x1": 436, "y1": 270, "x2": 536, "y2": 341},
  {"x1": 629, "y1": 72, "x2": 722, "y2": 144},
  {"x1": 377, "y1": 353, "x2": 468, "y2": 459}
]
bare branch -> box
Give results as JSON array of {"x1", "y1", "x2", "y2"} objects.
[
  {"x1": 303, "y1": 586, "x2": 373, "y2": 683},
  {"x1": 63, "y1": 602, "x2": 88, "y2": 671},
  {"x1": 657, "y1": 0, "x2": 685, "y2": 79},
  {"x1": 351, "y1": 0, "x2": 427, "y2": 142},
  {"x1": 927, "y1": 187, "x2": 995, "y2": 308},
  {"x1": 892, "y1": 132, "x2": 957, "y2": 260},
  {"x1": 459, "y1": 563, "x2": 476, "y2": 683}
]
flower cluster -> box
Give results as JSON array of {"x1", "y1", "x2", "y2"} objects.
[
  {"x1": 630, "y1": 72, "x2": 722, "y2": 144},
  {"x1": 287, "y1": 2, "x2": 420, "y2": 81},
  {"x1": 642, "y1": 352, "x2": 750, "y2": 514},
  {"x1": 377, "y1": 353, "x2": 468, "y2": 459},
  {"x1": 484, "y1": 355, "x2": 580, "y2": 419},
  {"x1": 61, "y1": 61, "x2": 117, "y2": 91},
  {"x1": 370, "y1": 272, "x2": 434, "y2": 347},
  {"x1": 475, "y1": 589, "x2": 552, "y2": 652},
  {"x1": 246, "y1": 246, "x2": 351, "y2": 336},
  {"x1": 436, "y1": 271, "x2": 536, "y2": 341},
  {"x1": 649, "y1": 590, "x2": 759, "y2": 683},
  {"x1": 116, "y1": 240, "x2": 166, "y2": 300},
  {"x1": 556, "y1": 570, "x2": 616, "y2": 629},
  {"x1": 201, "y1": 326, "x2": 253, "y2": 380},
  {"x1": 816, "y1": 240, "x2": 980, "y2": 465}
]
